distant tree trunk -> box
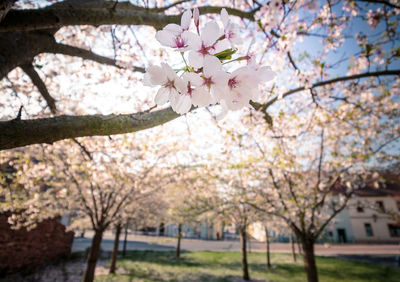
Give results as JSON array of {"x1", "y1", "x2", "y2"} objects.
[
  {"x1": 83, "y1": 229, "x2": 104, "y2": 282},
  {"x1": 297, "y1": 236, "x2": 303, "y2": 255},
  {"x1": 301, "y1": 236, "x2": 318, "y2": 282},
  {"x1": 290, "y1": 233, "x2": 297, "y2": 262},
  {"x1": 265, "y1": 226, "x2": 271, "y2": 269},
  {"x1": 122, "y1": 223, "x2": 128, "y2": 257},
  {"x1": 176, "y1": 223, "x2": 182, "y2": 258},
  {"x1": 109, "y1": 223, "x2": 122, "y2": 274},
  {"x1": 239, "y1": 226, "x2": 250, "y2": 281}
]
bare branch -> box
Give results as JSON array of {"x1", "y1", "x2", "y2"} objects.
[
  {"x1": 287, "y1": 52, "x2": 299, "y2": 71},
  {"x1": 315, "y1": 192, "x2": 353, "y2": 238},
  {"x1": 71, "y1": 138, "x2": 93, "y2": 160},
  {"x1": 251, "y1": 69, "x2": 400, "y2": 111},
  {"x1": 152, "y1": 0, "x2": 191, "y2": 13},
  {"x1": 49, "y1": 43, "x2": 145, "y2": 72},
  {"x1": 20, "y1": 63, "x2": 57, "y2": 113},
  {"x1": 356, "y1": 0, "x2": 400, "y2": 9}
]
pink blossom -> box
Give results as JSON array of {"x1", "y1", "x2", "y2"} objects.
[{"x1": 155, "y1": 10, "x2": 196, "y2": 51}]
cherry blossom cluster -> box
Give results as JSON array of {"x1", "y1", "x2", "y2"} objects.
[{"x1": 143, "y1": 8, "x2": 275, "y2": 115}]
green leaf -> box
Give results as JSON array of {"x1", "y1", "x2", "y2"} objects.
[{"x1": 214, "y1": 48, "x2": 237, "y2": 61}]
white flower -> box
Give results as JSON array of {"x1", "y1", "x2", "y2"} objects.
[
  {"x1": 188, "y1": 22, "x2": 226, "y2": 69},
  {"x1": 155, "y1": 10, "x2": 196, "y2": 51},
  {"x1": 222, "y1": 65, "x2": 275, "y2": 110},
  {"x1": 196, "y1": 56, "x2": 229, "y2": 104},
  {"x1": 220, "y1": 8, "x2": 242, "y2": 45},
  {"x1": 170, "y1": 73, "x2": 200, "y2": 114},
  {"x1": 144, "y1": 63, "x2": 186, "y2": 106},
  {"x1": 170, "y1": 92, "x2": 192, "y2": 114},
  {"x1": 182, "y1": 72, "x2": 212, "y2": 107},
  {"x1": 222, "y1": 66, "x2": 261, "y2": 110}
]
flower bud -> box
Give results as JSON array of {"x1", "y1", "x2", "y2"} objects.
[{"x1": 193, "y1": 7, "x2": 200, "y2": 32}]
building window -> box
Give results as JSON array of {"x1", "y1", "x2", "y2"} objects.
[
  {"x1": 356, "y1": 203, "x2": 364, "y2": 213},
  {"x1": 364, "y1": 223, "x2": 373, "y2": 237},
  {"x1": 376, "y1": 201, "x2": 385, "y2": 213},
  {"x1": 388, "y1": 224, "x2": 400, "y2": 237}
]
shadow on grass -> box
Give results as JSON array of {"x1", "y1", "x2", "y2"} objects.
[
  {"x1": 121, "y1": 250, "x2": 202, "y2": 267},
  {"x1": 316, "y1": 256, "x2": 398, "y2": 282}
]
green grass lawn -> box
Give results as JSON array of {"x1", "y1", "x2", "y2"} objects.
[{"x1": 95, "y1": 251, "x2": 400, "y2": 282}]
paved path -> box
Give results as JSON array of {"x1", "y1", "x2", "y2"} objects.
[{"x1": 72, "y1": 231, "x2": 400, "y2": 256}]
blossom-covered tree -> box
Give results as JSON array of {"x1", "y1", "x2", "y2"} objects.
[
  {"x1": 0, "y1": 132, "x2": 169, "y2": 282},
  {"x1": 215, "y1": 84, "x2": 399, "y2": 282},
  {"x1": 1, "y1": 0, "x2": 398, "y2": 150}
]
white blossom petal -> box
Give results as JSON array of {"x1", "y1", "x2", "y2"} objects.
[
  {"x1": 183, "y1": 72, "x2": 203, "y2": 86},
  {"x1": 181, "y1": 10, "x2": 192, "y2": 30},
  {"x1": 155, "y1": 87, "x2": 169, "y2": 105},
  {"x1": 188, "y1": 50, "x2": 204, "y2": 69},
  {"x1": 181, "y1": 31, "x2": 199, "y2": 51},
  {"x1": 164, "y1": 24, "x2": 182, "y2": 36},
  {"x1": 155, "y1": 30, "x2": 176, "y2": 47},
  {"x1": 172, "y1": 95, "x2": 192, "y2": 114},
  {"x1": 145, "y1": 65, "x2": 167, "y2": 85},
  {"x1": 201, "y1": 22, "x2": 221, "y2": 46},
  {"x1": 192, "y1": 86, "x2": 212, "y2": 107},
  {"x1": 161, "y1": 63, "x2": 177, "y2": 80},
  {"x1": 221, "y1": 8, "x2": 229, "y2": 28},
  {"x1": 213, "y1": 38, "x2": 231, "y2": 53},
  {"x1": 187, "y1": 34, "x2": 202, "y2": 51},
  {"x1": 203, "y1": 55, "x2": 223, "y2": 76},
  {"x1": 174, "y1": 77, "x2": 187, "y2": 94}
]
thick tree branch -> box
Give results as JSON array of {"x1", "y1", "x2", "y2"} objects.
[
  {"x1": 49, "y1": 43, "x2": 145, "y2": 72},
  {"x1": 0, "y1": 107, "x2": 181, "y2": 150},
  {"x1": 0, "y1": 2, "x2": 259, "y2": 32},
  {"x1": 20, "y1": 63, "x2": 57, "y2": 113}
]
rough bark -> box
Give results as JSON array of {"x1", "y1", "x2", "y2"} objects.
[
  {"x1": 301, "y1": 236, "x2": 318, "y2": 282},
  {"x1": 239, "y1": 226, "x2": 250, "y2": 281},
  {"x1": 290, "y1": 233, "x2": 297, "y2": 262},
  {"x1": 0, "y1": 107, "x2": 180, "y2": 150},
  {"x1": 265, "y1": 226, "x2": 271, "y2": 269},
  {"x1": 0, "y1": 2, "x2": 257, "y2": 32},
  {"x1": 0, "y1": 30, "x2": 57, "y2": 79},
  {"x1": 109, "y1": 223, "x2": 121, "y2": 274},
  {"x1": 83, "y1": 229, "x2": 104, "y2": 282},
  {"x1": 176, "y1": 223, "x2": 182, "y2": 258},
  {"x1": 122, "y1": 223, "x2": 128, "y2": 258}
]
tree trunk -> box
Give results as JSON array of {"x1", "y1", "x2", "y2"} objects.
[
  {"x1": 290, "y1": 233, "x2": 297, "y2": 262},
  {"x1": 122, "y1": 223, "x2": 128, "y2": 257},
  {"x1": 83, "y1": 229, "x2": 104, "y2": 282},
  {"x1": 265, "y1": 226, "x2": 271, "y2": 269},
  {"x1": 109, "y1": 223, "x2": 122, "y2": 274},
  {"x1": 297, "y1": 236, "x2": 303, "y2": 255},
  {"x1": 301, "y1": 237, "x2": 318, "y2": 282},
  {"x1": 239, "y1": 226, "x2": 250, "y2": 281},
  {"x1": 176, "y1": 223, "x2": 182, "y2": 258}
]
